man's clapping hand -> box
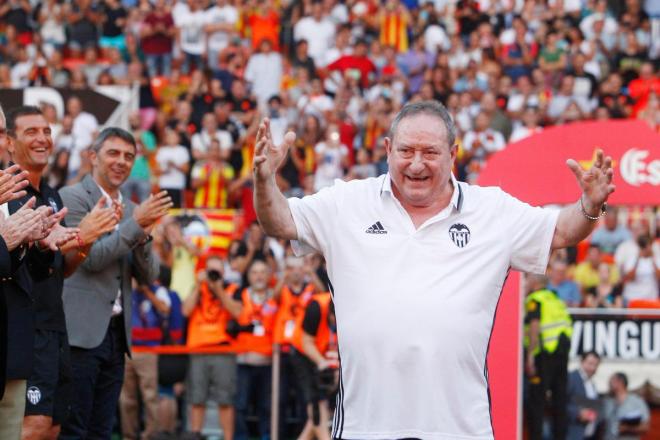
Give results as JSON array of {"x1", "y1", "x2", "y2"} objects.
[
  {"x1": 0, "y1": 164, "x2": 30, "y2": 205},
  {"x1": 77, "y1": 197, "x2": 120, "y2": 245},
  {"x1": 38, "y1": 208, "x2": 80, "y2": 251},
  {"x1": 133, "y1": 191, "x2": 173, "y2": 231},
  {"x1": 0, "y1": 197, "x2": 43, "y2": 250}
]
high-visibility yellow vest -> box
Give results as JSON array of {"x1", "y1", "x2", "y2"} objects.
[{"x1": 525, "y1": 289, "x2": 573, "y2": 355}]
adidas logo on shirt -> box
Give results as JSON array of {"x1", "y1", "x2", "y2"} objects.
[{"x1": 365, "y1": 221, "x2": 387, "y2": 234}]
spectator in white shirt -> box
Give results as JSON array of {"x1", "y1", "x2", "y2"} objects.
[
  {"x1": 509, "y1": 107, "x2": 543, "y2": 143},
  {"x1": 294, "y1": 0, "x2": 336, "y2": 68},
  {"x1": 620, "y1": 235, "x2": 660, "y2": 304},
  {"x1": 245, "y1": 39, "x2": 283, "y2": 109},
  {"x1": 176, "y1": 0, "x2": 207, "y2": 74},
  {"x1": 204, "y1": 0, "x2": 238, "y2": 71},
  {"x1": 156, "y1": 129, "x2": 190, "y2": 208},
  {"x1": 314, "y1": 125, "x2": 349, "y2": 191},
  {"x1": 462, "y1": 112, "x2": 506, "y2": 158},
  {"x1": 66, "y1": 96, "x2": 99, "y2": 179},
  {"x1": 547, "y1": 75, "x2": 593, "y2": 122},
  {"x1": 507, "y1": 75, "x2": 540, "y2": 117},
  {"x1": 191, "y1": 113, "x2": 233, "y2": 161}
]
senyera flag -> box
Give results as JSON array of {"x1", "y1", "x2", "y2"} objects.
[
  {"x1": 169, "y1": 209, "x2": 243, "y2": 257},
  {"x1": 478, "y1": 119, "x2": 659, "y2": 439}
]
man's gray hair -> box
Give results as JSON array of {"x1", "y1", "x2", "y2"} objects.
[
  {"x1": 389, "y1": 100, "x2": 457, "y2": 147},
  {"x1": 90, "y1": 127, "x2": 136, "y2": 153}
]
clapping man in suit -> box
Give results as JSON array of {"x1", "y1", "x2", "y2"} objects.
[
  {"x1": 567, "y1": 351, "x2": 602, "y2": 440},
  {"x1": 59, "y1": 127, "x2": 171, "y2": 439}
]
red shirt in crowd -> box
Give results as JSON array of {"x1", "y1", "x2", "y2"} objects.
[
  {"x1": 142, "y1": 12, "x2": 175, "y2": 55},
  {"x1": 327, "y1": 55, "x2": 377, "y2": 89}
]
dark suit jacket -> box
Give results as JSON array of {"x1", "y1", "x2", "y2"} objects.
[{"x1": 567, "y1": 369, "x2": 604, "y2": 440}]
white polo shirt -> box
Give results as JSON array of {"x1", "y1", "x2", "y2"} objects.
[{"x1": 288, "y1": 174, "x2": 559, "y2": 440}]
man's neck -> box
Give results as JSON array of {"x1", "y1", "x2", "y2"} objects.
[
  {"x1": 392, "y1": 181, "x2": 454, "y2": 229},
  {"x1": 93, "y1": 173, "x2": 119, "y2": 199},
  {"x1": 615, "y1": 390, "x2": 628, "y2": 404}
]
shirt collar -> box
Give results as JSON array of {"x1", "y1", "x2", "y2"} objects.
[
  {"x1": 380, "y1": 173, "x2": 464, "y2": 213},
  {"x1": 94, "y1": 178, "x2": 123, "y2": 204}
]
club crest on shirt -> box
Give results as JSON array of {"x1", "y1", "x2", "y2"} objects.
[
  {"x1": 449, "y1": 223, "x2": 470, "y2": 248},
  {"x1": 47, "y1": 197, "x2": 59, "y2": 213},
  {"x1": 27, "y1": 386, "x2": 41, "y2": 405}
]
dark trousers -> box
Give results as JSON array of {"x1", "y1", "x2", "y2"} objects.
[
  {"x1": 235, "y1": 364, "x2": 272, "y2": 440},
  {"x1": 59, "y1": 320, "x2": 126, "y2": 440},
  {"x1": 526, "y1": 346, "x2": 569, "y2": 440}
]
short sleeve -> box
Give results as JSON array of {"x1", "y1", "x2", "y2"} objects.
[
  {"x1": 287, "y1": 182, "x2": 341, "y2": 257},
  {"x1": 500, "y1": 191, "x2": 560, "y2": 274}
]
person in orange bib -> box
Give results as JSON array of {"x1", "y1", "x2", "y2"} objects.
[
  {"x1": 273, "y1": 255, "x2": 326, "y2": 435},
  {"x1": 234, "y1": 259, "x2": 279, "y2": 440},
  {"x1": 182, "y1": 256, "x2": 242, "y2": 440},
  {"x1": 291, "y1": 291, "x2": 337, "y2": 440}
]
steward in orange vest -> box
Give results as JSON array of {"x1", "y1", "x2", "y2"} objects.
[
  {"x1": 291, "y1": 292, "x2": 337, "y2": 437},
  {"x1": 273, "y1": 260, "x2": 318, "y2": 346}
]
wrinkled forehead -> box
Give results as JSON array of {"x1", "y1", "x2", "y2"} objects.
[
  {"x1": 392, "y1": 115, "x2": 450, "y2": 149},
  {"x1": 16, "y1": 114, "x2": 50, "y2": 132}
]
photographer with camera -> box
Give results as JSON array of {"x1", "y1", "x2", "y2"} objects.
[
  {"x1": 182, "y1": 255, "x2": 242, "y2": 440},
  {"x1": 291, "y1": 291, "x2": 337, "y2": 440}
]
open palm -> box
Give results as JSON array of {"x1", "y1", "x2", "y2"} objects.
[
  {"x1": 566, "y1": 148, "x2": 615, "y2": 211},
  {"x1": 253, "y1": 118, "x2": 297, "y2": 180}
]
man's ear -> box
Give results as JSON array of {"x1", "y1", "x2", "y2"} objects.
[
  {"x1": 6, "y1": 136, "x2": 15, "y2": 155},
  {"x1": 450, "y1": 143, "x2": 458, "y2": 162}
]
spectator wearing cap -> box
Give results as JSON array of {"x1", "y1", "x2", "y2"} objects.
[{"x1": 245, "y1": 38, "x2": 283, "y2": 108}]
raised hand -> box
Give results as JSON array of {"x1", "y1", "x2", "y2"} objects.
[
  {"x1": 78, "y1": 197, "x2": 120, "y2": 244},
  {"x1": 253, "y1": 118, "x2": 297, "y2": 181},
  {"x1": 133, "y1": 191, "x2": 173, "y2": 229},
  {"x1": 566, "y1": 149, "x2": 616, "y2": 214},
  {"x1": 0, "y1": 165, "x2": 30, "y2": 205},
  {"x1": 0, "y1": 198, "x2": 42, "y2": 250}
]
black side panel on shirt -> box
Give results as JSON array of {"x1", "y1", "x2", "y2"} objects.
[{"x1": 302, "y1": 300, "x2": 321, "y2": 336}]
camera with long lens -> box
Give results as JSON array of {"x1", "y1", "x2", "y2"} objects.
[{"x1": 207, "y1": 269, "x2": 222, "y2": 282}]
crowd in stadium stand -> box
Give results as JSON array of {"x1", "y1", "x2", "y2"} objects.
[{"x1": 0, "y1": 0, "x2": 659, "y2": 438}]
